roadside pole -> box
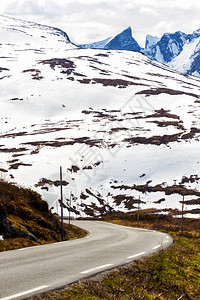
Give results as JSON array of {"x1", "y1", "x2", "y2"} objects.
[
  {"x1": 69, "y1": 192, "x2": 71, "y2": 226},
  {"x1": 181, "y1": 195, "x2": 184, "y2": 233},
  {"x1": 137, "y1": 196, "x2": 140, "y2": 226},
  {"x1": 60, "y1": 166, "x2": 64, "y2": 241}
]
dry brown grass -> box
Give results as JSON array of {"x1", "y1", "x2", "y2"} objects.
[{"x1": 0, "y1": 181, "x2": 86, "y2": 251}]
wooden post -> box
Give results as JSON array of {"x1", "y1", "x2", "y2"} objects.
[
  {"x1": 181, "y1": 195, "x2": 184, "y2": 233},
  {"x1": 137, "y1": 196, "x2": 140, "y2": 226},
  {"x1": 69, "y1": 192, "x2": 71, "y2": 226},
  {"x1": 60, "y1": 166, "x2": 64, "y2": 241}
]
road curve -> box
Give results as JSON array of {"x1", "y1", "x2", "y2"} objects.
[{"x1": 0, "y1": 221, "x2": 173, "y2": 299}]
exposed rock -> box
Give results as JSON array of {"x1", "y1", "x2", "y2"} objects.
[{"x1": 0, "y1": 210, "x2": 39, "y2": 243}]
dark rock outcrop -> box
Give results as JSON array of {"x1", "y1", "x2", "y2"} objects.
[{"x1": 0, "y1": 210, "x2": 39, "y2": 243}]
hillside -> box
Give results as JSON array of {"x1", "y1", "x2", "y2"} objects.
[
  {"x1": 0, "y1": 180, "x2": 85, "y2": 251},
  {"x1": 0, "y1": 15, "x2": 200, "y2": 219}
]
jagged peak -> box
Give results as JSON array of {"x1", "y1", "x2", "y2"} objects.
[
  {"x1": 105, "y1": 26, "x2": 141, "y2": 51},
  {"x1": 117, "y1": 26, "x2": 132, "y2": 36},
  {"x1": 145, "y1": 34, "x2": 160, "y2": 49}
]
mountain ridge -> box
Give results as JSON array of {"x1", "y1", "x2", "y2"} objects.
[{"x1": 79, "y1": 26, "x2": 200, "y2": 78}]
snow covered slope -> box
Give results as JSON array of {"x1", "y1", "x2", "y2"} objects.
[
  {"x1": 169, "y1": 35, "x2": 200, "y2": 76},
  {"x1": 78, "y1": 37, "x2": 113, "y2": 49},
  {"x1": 0, "y1": 14, "x2": 75, "y2": 49},
  {"x1": 0, "y1": 15, "x2": 200, "y2": 219}
]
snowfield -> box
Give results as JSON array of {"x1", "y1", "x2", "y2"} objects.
[{"x1": 0, "y1": 15, "x2": 200, "y2": 218}]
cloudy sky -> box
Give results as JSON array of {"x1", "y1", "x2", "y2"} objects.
[{"x1": 1, "y1": 0, "x2": 200, "y2": 46}]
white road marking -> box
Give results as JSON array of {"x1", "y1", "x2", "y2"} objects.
[
  {"x1": 84, "y1": 230, "x2": 92, "y2": 238},
  {"x1": 18, "y1": 246, "x2": 34, "y2": 251},
  {"x1": 80, "y1": 264, "x2": 114, "y2": 274},
  {"x1": 153, "y1": 245, "x2": 161, "y2": 250},
  {"x1": 127, "y1": 251, "x2": 146, "y2": 259},
  {"x1": 18, "y1": 245, "x2": 43, "y2": 251},
  {"x1": 0, "y1": 285, "x2": 49, "y2": 300},
  {"x1": 53, "y1": 241, "x2": 67, "y2": 245}
]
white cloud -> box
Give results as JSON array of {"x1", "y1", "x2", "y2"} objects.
[
  {"x1": 1, "y1": 0, "x2": 200, "y2": 47},
  {"x1": 139, "y1": 7, "x2": 159, "y2": 16}
]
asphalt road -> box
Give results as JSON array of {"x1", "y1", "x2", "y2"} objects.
[{"x1": 0, "y1": 221, "x2": 173, "y2": 299}]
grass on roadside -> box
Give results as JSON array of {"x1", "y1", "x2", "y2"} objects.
[
  {"x1": 31, "y1": 215, "x2": 200, "y2": 300},
  {"x1": 0, "y1": 180, "x2": 86, "y2": 251}
]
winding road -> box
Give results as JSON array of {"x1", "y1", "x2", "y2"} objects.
[{"x1": 0, "y1": 221, "x2": 173, "y2": 299}]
